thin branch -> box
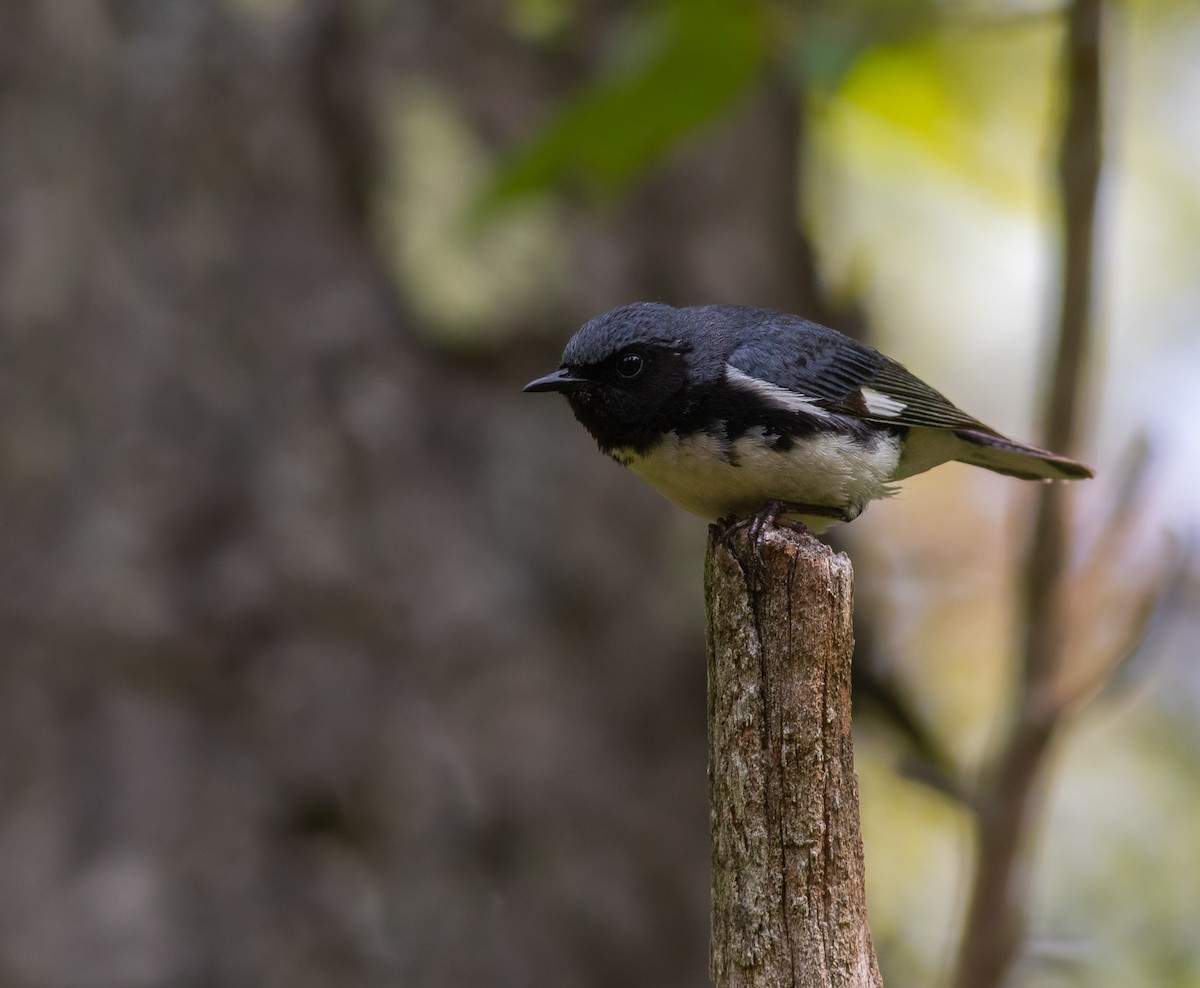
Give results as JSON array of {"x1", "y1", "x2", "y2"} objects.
[{"x1": 952, "y1": 2, "x2": 1105, "y2": 986}]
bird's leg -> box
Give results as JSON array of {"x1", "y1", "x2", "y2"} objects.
[
  {"x1": 775, "y1": 501, "x2": 853, "y2": 525},
  {"x1": 713, "y1": 510, "x2": 759, "y2": 549},
  {"x1": 715, "y1": 500, "x2": 850, "y2": 573},
  {"x1": 747, "y1": 500, "x2": 785, "y2": 553},
  {"x1": 771, "y1": 501, "x2": 854, "y2": 536}
]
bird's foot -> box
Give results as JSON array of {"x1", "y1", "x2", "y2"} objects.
[
  {"x1": 714, "y1": 501, "x2": 850, "y2": 574},
  {"x1": 748, "y1": 500, "x2": 788, "y2": 556}
]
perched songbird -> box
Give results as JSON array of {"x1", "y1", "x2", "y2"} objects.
[{"x1": 524, "y1": 303, "x2": 1093, "y2": 533}]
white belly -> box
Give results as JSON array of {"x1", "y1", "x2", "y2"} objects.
[{"x1": 615, "y1": 426, "x2": 901, "y2": 529}]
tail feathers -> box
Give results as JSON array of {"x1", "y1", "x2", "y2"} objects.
[{"x1": 953, "y1": 428, "x2": 1094, "y2": 482}]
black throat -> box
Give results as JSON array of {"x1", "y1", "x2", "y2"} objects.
[{"x1": 564, "y1": 387, "x2": 679, "y2": 457}]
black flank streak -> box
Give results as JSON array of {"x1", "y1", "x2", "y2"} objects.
[{"x1": 696, "y1": 384, "x2": 888, "y2": 455}]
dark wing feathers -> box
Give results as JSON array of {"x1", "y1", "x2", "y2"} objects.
[
  {"x1": 725, "y1": 317, "x2": 884, "y2": 402},
  {"x1": 847, "y1": 357, "x2": 994, "y2": 432},
  {"x1": 727, "y1": 316, "x2": 989, "y2": 434},
  {"x1": 953, "y1": 428, "x2": 1095, "y2": 480},
  {"x1": 720, "y1": 310, "x2": 1093, "y2": 481}
]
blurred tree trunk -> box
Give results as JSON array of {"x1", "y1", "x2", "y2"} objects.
[
  {"x1": 0, "y1": 2, "x2": 833, "y2": 987},
  {"x1": 952, "y1": 1, "x2": 1105, "y2": 985}
]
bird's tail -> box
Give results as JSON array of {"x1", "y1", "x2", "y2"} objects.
[{"x1": 952, "y1": 428, "x2": 1094, "y2": 482}]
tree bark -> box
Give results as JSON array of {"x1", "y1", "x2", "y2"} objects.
[{"x1": 706, "y1": 525, "x2": 882, "y2": 988}]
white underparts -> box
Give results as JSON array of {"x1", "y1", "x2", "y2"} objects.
[
  {"x1": 891, "y1": 426, "x2": 983, "y2": 480},
  {"x1": 611, "y1": 425, "x2": 902, "y2": 531}
]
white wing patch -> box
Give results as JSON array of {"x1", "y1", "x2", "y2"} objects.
[
  {"x1": 860, "y1": 387, "x2": 907, "y2": 418},
  {"x1": 724, "y1": 365, "x2": 830, "y2": 419}
]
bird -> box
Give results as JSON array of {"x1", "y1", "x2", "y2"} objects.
[{"x1": 524, "y1": 302, "x2": 1093, "y2": 534}]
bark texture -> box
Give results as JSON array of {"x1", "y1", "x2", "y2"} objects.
[{"x1": 706, "y1": 525, "x2": 881, "y2": 988}]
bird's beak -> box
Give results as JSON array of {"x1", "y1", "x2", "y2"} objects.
[{"x1": 523, "y1": 367, "x2": 587, "y2": 394}]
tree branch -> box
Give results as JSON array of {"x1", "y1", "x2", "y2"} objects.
[{"x1": 952, "y1": 2, "x2": 1105, "y2": 986}]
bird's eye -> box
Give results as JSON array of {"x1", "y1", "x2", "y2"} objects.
[{"x1": 617, "y1": 353, "x2": 645, "y2": 379}]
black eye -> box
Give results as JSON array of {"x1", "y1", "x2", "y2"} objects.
[{"x1": 617, "y1": 353, "x2": 645, "y2": 379}]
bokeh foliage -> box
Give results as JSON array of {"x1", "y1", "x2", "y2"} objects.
[{"x1": 482, "y1": 0, "x2": 767, "y2": 207}]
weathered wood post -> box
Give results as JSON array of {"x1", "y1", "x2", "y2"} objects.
[{"x1": 706, "y1": 523, "x2": 882, "y2": 988}]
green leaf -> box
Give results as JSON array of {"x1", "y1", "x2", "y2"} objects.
[{"x1": 475, "y1": 0, "x2": 766, "y2": 218}]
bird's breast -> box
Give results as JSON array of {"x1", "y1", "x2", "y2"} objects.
[{"x1": 610, "y1": 424, "x2": 901, "y2": 524}]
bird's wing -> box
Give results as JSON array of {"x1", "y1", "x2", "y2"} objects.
[
  {"x1": 726, "y1": 320, "x2": 995, "y2": 434},
  {"x1": 825, "y1": 356, "x2": 996, "y2": 432},
  {"x1": 721, "y1": 313, "x2": 1093, "y2": 481}
]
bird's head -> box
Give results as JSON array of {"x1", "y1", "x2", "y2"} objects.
[{"x1": 524, "y1": 303, "x2": 702, "y2": 455}]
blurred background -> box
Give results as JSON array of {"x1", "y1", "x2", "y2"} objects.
[{"x1": 1, "y1": 0, "x2": 1198, "y2": 986}]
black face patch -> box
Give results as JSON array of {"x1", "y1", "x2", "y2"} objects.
[{"x1": 563, "y1": 343, "x2": 693, "y2": 455}]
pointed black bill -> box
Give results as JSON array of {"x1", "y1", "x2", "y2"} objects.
[{"x1": 523, "y1": 367, "x2": 587, "y2": 394}]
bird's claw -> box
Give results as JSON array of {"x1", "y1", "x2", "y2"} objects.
[{"x1": 714, "y1": 501, "x2": 849, "y2": 582}]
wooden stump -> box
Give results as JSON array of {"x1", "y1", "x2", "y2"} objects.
[{"x1": 706, "y1": 524, "x2": 881, "y2": 988}]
